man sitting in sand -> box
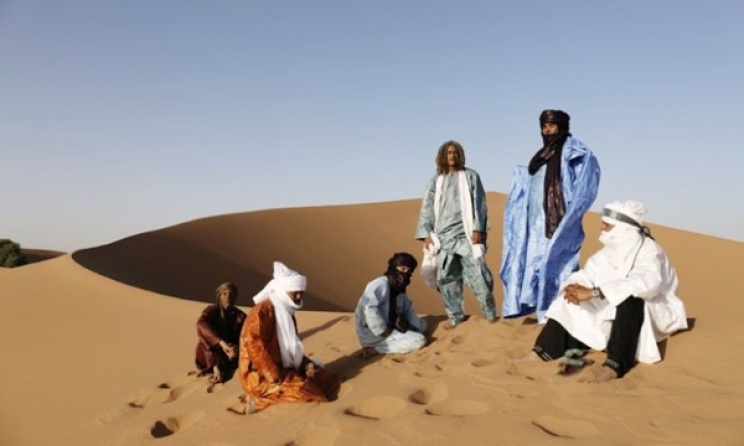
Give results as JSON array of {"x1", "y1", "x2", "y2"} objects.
[
  {"x1": 195, "y1": 282, "x2": 247, "y2": 384},
  {"x1": 236, "y1": 261, "x2": 339, "y2": 413},
  {"x1": 355, "y1": 252, "x2": 428, "y2": 359},
  {"x1": 511, "y1": 200, "x2": 688, "y2": 383}
]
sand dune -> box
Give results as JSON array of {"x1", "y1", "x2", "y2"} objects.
[{"x1": 2, "y1": 194, "x2": 743, "y2": 446}]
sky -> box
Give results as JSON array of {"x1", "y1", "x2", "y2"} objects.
[{"x1": 2, "y1": 0, "x2": 742, "y2": 252}]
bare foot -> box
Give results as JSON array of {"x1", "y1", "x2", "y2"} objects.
[
  {"x1": 507, "y1": 350, "x2": 541, "y2": 363},
  {"x1": 583, "y1": 366, "x2": 619, "y2": 383},
  {"x1": 359, "y1": 347, "x2": 379, "y2": 360},
  {"x1": 208, "y1": 366, "x2": 223, "y2": 384},
  {"x1": 229, "y1": 394, "x2": 257, "y2": 415}
]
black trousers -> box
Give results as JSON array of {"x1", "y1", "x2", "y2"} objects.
[{"x1": 533, "y1": 296, "x2": 645, "y2": 378}]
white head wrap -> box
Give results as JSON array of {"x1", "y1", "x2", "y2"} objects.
[
  {"x1": 252, "y1": 261, "x2": 307, "y2": 370},
  {"x1": 601, "y1": 200, "x2": 647, "y2": 228},
  {"x1": 599, "y1": 200, "x2": 647, "y2": 268},
  {"x1": 252, "y1": 261, "x2": 307, "y2": 305}
]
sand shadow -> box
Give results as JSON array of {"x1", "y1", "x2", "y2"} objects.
[
  {"x1": 300, "y1": 315, "x2": 350, "y2": 339},
  {"x1": 323, "y1": 348, "x2": 384, "y2": 382}
]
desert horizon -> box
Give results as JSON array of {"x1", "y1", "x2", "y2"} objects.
[{"x1": 2, "y1": 193, "x2": 743, "y2": 446}]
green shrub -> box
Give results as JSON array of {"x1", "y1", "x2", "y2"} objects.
[{"x1": 0, "y1": 239, "x2": 27, "y2": 268}]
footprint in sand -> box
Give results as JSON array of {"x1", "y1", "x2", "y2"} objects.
[
  {"x1": 149, "y1": 411, "x2": 205, "y2": 438},
  {"x1": 424, "y1": 399, "x2": 489, "y2": 416},
  {"x1": 505, "y1": 363, "x2": 541, "y2": 381},
  {"x1": 450, "y1": 335, "x2": 465, "y2": 345},
  {"x1": 409, "y1": 382, "x2": 449, "y2": 405},
  {"x1": 345, "y1": 396, "x2": 407, "y2": 420},
  {"x1": 128, "y1": 375, "x2": 202, "y2": 408},
  {"x1": 286, "y1": 426, "x2": 340, "y2": 446},
  {"x1": 470, "y1": 358, "x2": 494, "y2": 368},
  {"x1": 532, "y1": 415, "x2": 598, "y2": 438}
]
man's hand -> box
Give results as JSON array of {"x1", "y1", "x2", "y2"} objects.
[
  {"x1": 394, "y1": 315, "x2": 410, "y2": 333},
  {"x1": 423, "y1": 237, "x2": 434, "y2": 250},
  {"x1": 219, "y1": 341, "x2": 237, "y2": 359},
  {"x1": 563, "y1": 284, "x2": 593, "y2": 305},
  {"x1": 304, "y1": 361, "x2": 317, "y2": 379},
  {"x1": 471, "y1": 231, "x2": 485, "y2": 244}
]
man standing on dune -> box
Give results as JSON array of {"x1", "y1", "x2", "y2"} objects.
[
  {"x1": 416, "y1": 140, "x2": 497, "y2": 328},
  {"x1": 501, "y1": 110, "x2": 600, "y2": 323}
]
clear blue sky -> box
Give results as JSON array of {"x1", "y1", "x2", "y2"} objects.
[{"x1": 2, "y1": 0, "x2": 742, "y2": 251}]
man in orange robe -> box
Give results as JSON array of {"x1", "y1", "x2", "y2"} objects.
[{"x1": 237, "y1": 261, "x2": 340, "y2": 413}]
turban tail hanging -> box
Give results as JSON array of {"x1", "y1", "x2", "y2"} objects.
[{"x1": 529, "y1": 110, "x2": 572, "y2": 239}]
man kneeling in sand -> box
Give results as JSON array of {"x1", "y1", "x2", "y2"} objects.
[
  {"x1": 512, "y1": 200, "x2": 688, "y2": 383},
  {"x1": 355, "y1": 252, "x2": 429, "y2": 359},
  {"x1": 236, "y1": 261, "x2": 340, "y2": 414},
  {"x1": 195, "y1": 282, "x2": 247, "y2": 385}
]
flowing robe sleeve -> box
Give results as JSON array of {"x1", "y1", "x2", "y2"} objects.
[
  {"x1": 196, "y1": 305, "x2": 223, "y2": 348},
  {"x1": 242, "y1": 302, "x2": 281, "y2": 384},
  {"x1": 468, "y1": 169, "x2": 488, "y2": 233},
  {"x1": 400, "y1": 293, "x2": 427, "y2": 333},
  {"x1": 415, "y1": 175, "x2": 438, "y2": 239},
  {"x1": 597, "y1": 243, "x2": 664, "y2": 307},
  {"x1": 360, "y1": 279, "x2": 390, "y2": 337}
]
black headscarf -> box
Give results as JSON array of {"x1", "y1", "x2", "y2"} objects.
[
  {"x1": 528, "y1": 109, "x2": 572, "y2": 239},
  {"x1": 384, "y1": 253, "x2": 417, "y2": 329}
]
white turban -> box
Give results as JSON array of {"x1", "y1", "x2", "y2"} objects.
[
  {"x1": 601, "y1": 200, "x2": 647, "y2": 229},
  {"x1": 252, "y1": 261, "x2": 307, "y2": 305},
  {"x1": 251, "y1": 261, "x2": 308, "y2": 370}
]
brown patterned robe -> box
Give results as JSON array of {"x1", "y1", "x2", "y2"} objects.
[{"x1": 238, "y1": 300, "x2": 340, "y2": 412}]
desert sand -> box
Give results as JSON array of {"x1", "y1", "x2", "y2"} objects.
[{"x1": 1, "y1": 193, "x2": 743, "y2": 446}]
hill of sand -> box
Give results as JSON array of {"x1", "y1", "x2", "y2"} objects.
[
  {"x1": 21, "y1": 248, "x2": 65, "y2": 264},
  {"x1": 2, "y1": 193, "x2": 743, "y2": 446}
]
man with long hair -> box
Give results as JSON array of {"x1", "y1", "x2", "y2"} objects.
[
  {"x1": 195, "y1": 282, "x2": 247, "y2": 384},
  {"x1": 501, "y1": 110, "x2": 600, "y2": 322},
  {"x1": 415, "y1": 140, "x2": 497, "y2": 328}
]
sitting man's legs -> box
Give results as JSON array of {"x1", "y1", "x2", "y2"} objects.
[
  {"x1": 371, "y1": 329, "x2": 427, "y2": 355},
  {"x1": 597, "y1": 296, "x2": 645, "y2": 382}
]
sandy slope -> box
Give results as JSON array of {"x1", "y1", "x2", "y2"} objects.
[{"x1": 1, "y1": 194, "x2": 743, "y2": 446}]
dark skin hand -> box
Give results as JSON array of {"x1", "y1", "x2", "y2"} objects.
[{"x1": 564, "y1": 284, "x2": 594, "y2": 305}]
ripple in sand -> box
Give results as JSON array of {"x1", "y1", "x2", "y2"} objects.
[
  {"x1": 286, "y1": 426, "x2": 340, "y2": 446},
  {"x1": 409, "y1": 382, "x2": 449, "y2": 405},
  {"x1": 345, "y1": 396, "x2": 406, "y2": 420},
  {"x1": 425, "y1": 399, "x2": 489, "y2": 416},
  {"x1": 149, "y1": 411, "x2": 205, "y2": 438},
  {"x1": 532, "y1": 415, "x2": 598, "y2": 437},
  {"x1": 470, "y1": 358, "x2": 494, "y2": 368}
]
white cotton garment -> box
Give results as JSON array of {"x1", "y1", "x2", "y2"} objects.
[
  {"x1": 545, "y1": 228, "x2": 687, "y2": 364},
  {"x1": 432, "y1": 171, "x2": 485, "y2": 260},
  {"x1": 252, "y1": 261, "x2": 307, "y2": 370}
]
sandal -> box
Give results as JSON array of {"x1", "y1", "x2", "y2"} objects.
[{"x1": 557, "y1": 348, "x2": 594, "y2": 376}]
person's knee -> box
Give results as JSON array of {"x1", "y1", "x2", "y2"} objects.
[{"x1": 410, "y1": 333, "x2": 427, "y2": 350}]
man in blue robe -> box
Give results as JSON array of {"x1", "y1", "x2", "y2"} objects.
[
  {"x1": 500, "y1": 110, "x2": 600, "y2": 322},
  {"x1": 416, "y1": 140, "x2": 497, "y2": 328}
]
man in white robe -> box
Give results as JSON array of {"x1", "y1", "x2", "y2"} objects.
[
  {"x1": 514, "y1": 200, "x2": 688, "y2": 382},
  {"x1": 355, "y1": 253, "x2": 428, "y2": 358},
  {"x1": 415, "y1": 140, "x2": 496, "y2": 328}
]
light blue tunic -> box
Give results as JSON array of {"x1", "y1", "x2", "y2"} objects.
[
  {"x1": 354, "y1": 276, "x2": 427, "y2": 353},
  {"x1": 414, "y1": 167, "x2": 496, "y2": 323},
  {"x1": 500, "y1": 137, "x2": 601, "y2": 321}
]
